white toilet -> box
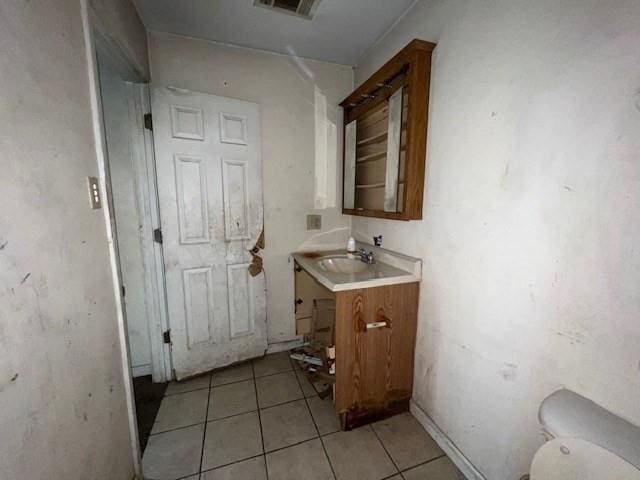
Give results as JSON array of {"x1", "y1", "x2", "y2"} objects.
[{"x1": 530, "y1": 389, "x2": 640, "y2": 480}]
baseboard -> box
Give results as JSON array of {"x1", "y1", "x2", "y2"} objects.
[
  {"x1": 266, "y1": 338, "x2": 305, "y2": 354},
  {"x1": 410, "y1": 400, "x2": 487, "y2": 480},
  {"x1": 131, "y1": 364, "x2": 152, "y2": 378}
]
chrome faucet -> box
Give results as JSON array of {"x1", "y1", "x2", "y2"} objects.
[{"x1": 359, "y1": 249, "x2": 375, "y2": 264}]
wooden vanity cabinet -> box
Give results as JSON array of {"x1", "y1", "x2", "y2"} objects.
[
  {"x1": 293, "y1": 262, "x2": 420, "y2": 429},
  {"x1": 334, "y1": 283, "x2": 419, "y2": 429},
  {"x1": 341, "y1": 39, "x2": 436, "y2": 220}
]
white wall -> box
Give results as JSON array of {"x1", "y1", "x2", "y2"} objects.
[
  {"x1": 0, "y1": 1, "x2": 147, "y2": 478},
  {"x1": 353, "y1": 1, "x2": 640, "y2": 478},
  {"x1": 148, "y1": 32, "x2": 353, "y2": 345}
]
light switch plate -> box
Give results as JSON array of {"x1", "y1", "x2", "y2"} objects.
[
  {"x1": 87, "y1": 176, "x2": 102, "y2": 210},
  {"x1": 306, "y1": 214, "x2": 321, "y2": 230}
]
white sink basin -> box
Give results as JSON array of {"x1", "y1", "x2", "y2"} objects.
[
  {"x1": 316, "y1": 255, "x2": 369, "y2": 274},
  {"x1": 293, "y1": 246, "x2": 421, "y2": 292}
]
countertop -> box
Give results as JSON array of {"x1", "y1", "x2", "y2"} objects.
[{"x1": 292, "y1": 243, "x2": 422, "y2": 292}]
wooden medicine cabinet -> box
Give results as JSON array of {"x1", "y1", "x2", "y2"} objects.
[{"x1": 341, "y1": 39, "x2": 436, "y2": 220}]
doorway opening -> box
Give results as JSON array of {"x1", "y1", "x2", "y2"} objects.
[
  {"x1": 94, "y1": 43, "x2": 171, "y2": 453},
  {"x1": 88, "y1": 20, "x2": 269, "y2": 474}
]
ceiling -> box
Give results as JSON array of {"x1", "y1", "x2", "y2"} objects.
[{"x1": 133, "y1": 0, "x2": 416, "y2": 65}]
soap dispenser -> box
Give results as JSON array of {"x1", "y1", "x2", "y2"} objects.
[{"x1": 346, "y1": 236, "x2": 356, "y2": 254}]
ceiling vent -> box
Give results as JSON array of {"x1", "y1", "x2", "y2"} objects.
[{"x1": 254, "y1": 0, "x2": 321, "y2": 19}]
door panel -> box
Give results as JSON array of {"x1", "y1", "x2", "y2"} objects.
[
  {"x1": 152, "y1": 86, "x2": 266, "y2": 379},
  {"x1": 182, "y1": 266, "x2": 214, "y2": 348},
  {"x1": 174, "y1": 154, "x2": 210, "y2": 244},
  {"x1": 227, "y1": 263, "x2": 253, "y2": 338},
  {"x1": 222, "y1": 159, "x2": 250, "y2": 240}
]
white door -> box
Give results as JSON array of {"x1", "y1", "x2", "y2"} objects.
[{"x1": 152, "y1": 86, "x2": 267, "y2": 380}]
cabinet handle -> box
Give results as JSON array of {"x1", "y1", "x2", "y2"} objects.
[
  {"x1": 377, "y1": 310, "x2": 392, "y2": 329},
  {"x1": 358, "y1": 311, "x2": 392, "y2": 332},
  {"x1": 366, "y1": 321, "x2": 387, "y2": 329}
]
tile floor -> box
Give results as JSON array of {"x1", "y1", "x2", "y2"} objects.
[{"x1": 142, "y1": 352, "x2": 465, "y2": 480}]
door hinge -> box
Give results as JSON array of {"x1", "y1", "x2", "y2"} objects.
[
  {"x1": 121, "y1": 285, "x2": 126, "y2": 297},
  {"x1": 144, "y1": 113, "x2": 153, "y2": 131},
  {"x1": 153, "y1": 228, "x2": 163, "y2": 244},
  {"x1": 163, "y1": 330, "x2": 171, "y2": 344}
]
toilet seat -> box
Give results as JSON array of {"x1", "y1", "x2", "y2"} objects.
[{"x1": 530, "y1": 438, "x2": 640, "y2": 480}]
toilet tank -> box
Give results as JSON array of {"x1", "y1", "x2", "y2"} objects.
[{"x1": 539, "y1": 389, "x2": 640, "y2": 469}]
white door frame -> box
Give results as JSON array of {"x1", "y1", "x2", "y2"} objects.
[
  {"x1": 132, "y1": 86, "x2": 173, "y2": 383},
  {"x1": 81, "y1": 5, "x2": 172, "y2": 385},
  {"x1": 80, "y1": 1, "x2": 170, "y2": 477}
]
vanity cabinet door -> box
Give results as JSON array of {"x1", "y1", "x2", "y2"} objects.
[{"x1": 334, "y1": 282, "x2": 419, "y2": 428}]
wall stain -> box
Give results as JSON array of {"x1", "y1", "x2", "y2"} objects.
[
  {"x1": 0, "y1": 240, "x2": 7, "y2": 250},
  {"x1": 564, "y1": 185, "x2": 574, "y2": 192},
  {"x1": 555, "y1": 330, "x2": 586, "y2": 345},
  {"x1": 500, "y1": 363, "x2": 518, "y2": 381},
  {"x1": 500, "y1": 160, "x2": 511, "y2": 189},
  {"x1": 20, "y1": 273, "x2": 31, "y2": 284},
  {"x1": 0, "y1": 373, "x2": 20, "y2": 394}
]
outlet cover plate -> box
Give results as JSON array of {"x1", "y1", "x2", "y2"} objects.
[
  {"x1": 306, "y1": 214, "x2": 321, "y2": 230},
  {"x1": 87, "y1": 176, "x2": 102, "y2": 210}
]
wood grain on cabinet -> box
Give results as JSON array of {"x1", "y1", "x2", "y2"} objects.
[{"x1": 334, "y1": 282, "x2": 419, "y2": 429}]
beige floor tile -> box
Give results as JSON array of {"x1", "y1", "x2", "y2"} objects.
[
  {"x1": 142, "y1": 424, "x2": 204, "y2": 480},
  {"x1": 372, "y1": 412, "x2": 444, "y2": 470},
  {"x1": 151, "y1": 389, "x2": 209, "y2": 434},
  {"x1": 201, "y1": 456, "x2": 267, "y2": 480},
  {"x1": 202, "y1": 411, "x2": 263, "y2": 470},
  {"x1": 253, "y1": 351, "x2": 293, "y2": 378},
  {"x1": 208, "y1": 379, "x2": 257, "y2": 420},
  {"x1": 212, "y1": 363, "x2": 253, "y2": 386},
  {"x1": 260, "y1": 399, "x2": 317, "y2": 452},
  {"x1": 266, "y1": 438, "x2": 334, "y2": 480},
  {"x1": 323, "y1": 425, "x2": 397, "y2": 480},
  {"x1": 165, "y1": 373, "x2": 211, "y2": 396},
  {"x1": 402, "y1": 456, "x2": 464, "y2": 480},
  {"x1": 256, "y1": 372, "x2": 302, "y2": 408},
  {"x1": 307, "y1": 396, "x2": 341, "y2": 435}
]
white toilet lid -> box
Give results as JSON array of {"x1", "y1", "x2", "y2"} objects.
[{"x1": 531, "y1": 438, "x2": 640, "y2": 480}]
